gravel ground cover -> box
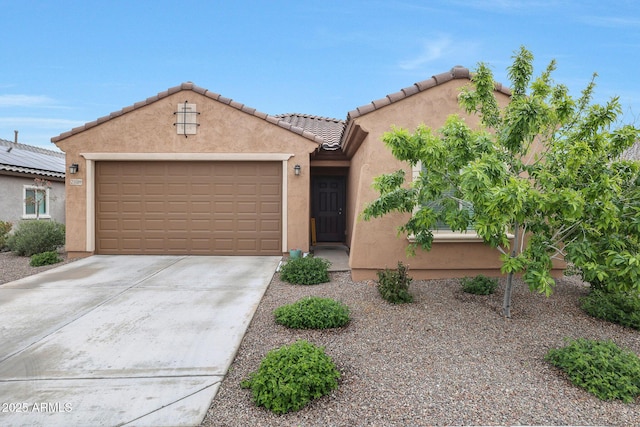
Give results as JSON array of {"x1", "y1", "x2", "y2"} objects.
[
  {"x1": 2, "y1": 253, "x2": 638, "y2": 425},
  {"x1": 202, "y1": 270, "x2": 640, "y2": 427},
  {"x1": 0, "y1": 251, "x2": 77, "y2": 285}
]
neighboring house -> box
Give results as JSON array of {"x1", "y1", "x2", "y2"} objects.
[
  {"x1": 0, "y1": 138, "x2": 66, "y2": 225},
  {"x1": 52, "y1": 67, "x2": 562, "y2": 280}
]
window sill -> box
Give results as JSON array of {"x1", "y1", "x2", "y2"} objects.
[
  {"x1": 22, "y1": 215, "x2": 51, "y2": 220},
  {"x1": 408, "y1": 231, "x2": 515, "y2": 243}
]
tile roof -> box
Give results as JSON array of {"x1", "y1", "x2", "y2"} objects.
[
  {"x1": 51, "y1": 82, "x2": 329, "y2": 147},
  {"x1": 346, "y1": 66, "x2": 512, "y2": 120},
  {"x1": 274, "y1": 113, "x2": 345, "y2": 150},
  {"x1": 0, "y1": 138, "x2": 65, "y2": 179},
  {"x1": 51, "y1": 69, "x2": 512, "y2": 152}
]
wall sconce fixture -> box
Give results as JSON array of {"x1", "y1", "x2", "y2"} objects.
[
  {"x1": 69, "y1": 163, "x2": 79, "y2": 174},
  {"x1": 294, "y1": 164, "x2": 301, "y2": 176}
]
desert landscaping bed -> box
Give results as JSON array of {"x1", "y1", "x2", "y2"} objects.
[
  {"x1": 0, "y1": 251, "x2": 77, "y2": 285},
  {"x1": 202, "y1": 271, "x2": 640, "y2": 426},
  {"x1": 2, "y1": 254, "x2": 638, "y2": 425}
]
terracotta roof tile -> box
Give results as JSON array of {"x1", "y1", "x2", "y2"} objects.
[
  {"x1": 52, "y1": 68, "x2": 512, "y2": 150},
  {"x1": 274, "y1": 113, "x2": 346, "y2": 150},
  {"x1": 348, "y1": 66, "x2": 475, "y2": 120},
  {"x1": 432, "y1": 70, "x2": 455, "y2": 84},
  {"x1": 51, "y1": 83, "x2": 328, "y2": 147}
]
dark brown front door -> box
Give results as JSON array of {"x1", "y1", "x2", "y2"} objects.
[{"x1": 312, "y1": 176, "x2": 345, "y2": 242}]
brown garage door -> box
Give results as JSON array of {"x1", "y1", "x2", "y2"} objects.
[{"x1": 95, "y1": 161, "x2": 282, "y2": 255}]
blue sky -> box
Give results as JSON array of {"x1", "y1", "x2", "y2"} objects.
[{"x1": 2, "y1": 0, "x2": 639, "y2": 151}]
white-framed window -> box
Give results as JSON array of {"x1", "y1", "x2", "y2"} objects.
[
  {"x1": 411, "y1": 163, "x2": 481, "y2": 242},
  {"x1": 23, "y1": 185, "x2": 50, "y2": 219}
]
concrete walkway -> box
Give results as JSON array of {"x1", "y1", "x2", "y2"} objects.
[
  {"x1": 312, "y1": 245, "x2": 350, "y2": 272},
  {"x1": 0, "y1": 255, "x2": 280, "y2": 427}
]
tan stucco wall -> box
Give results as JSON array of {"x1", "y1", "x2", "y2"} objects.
[
  {"x1": 54, "y1": 89, "x2": 318, "y2": 257},
  {"x1": 346, "y1": 79, "x2": 540, "y2": 281}
]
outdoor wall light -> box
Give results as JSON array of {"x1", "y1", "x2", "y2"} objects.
[
  {"x1": 294, "y1": 164, "x2": 301, "y2": 176},
  {"x1": 69, "y1": 163, "x2": 79, "y2": 174}
]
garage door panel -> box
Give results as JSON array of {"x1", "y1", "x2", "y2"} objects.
[
  {"x1": 237, "y1": 202, "x2": 256, "y2": 213},
  {"x1": 191, "y1": 201, "x2": 211, "y2": 213},
  {"x1": 260, "y1": 239, "x2": 281, "y2": 251},
  {"x1": 122, "y1": 201, "x2": 143, "y2": 212},
  {"x1": 260, "y1": 201, "x2": 280, "y2": 213},
  {"x1": 122, "y1": 183, "x2": 143, "y2": 195},
  {"x1": 96, "y1": 161, "x2": 282, "y2": 255}
]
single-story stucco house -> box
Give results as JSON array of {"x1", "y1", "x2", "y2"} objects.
[
  {"x1": 0, "y1": 137, "x2": 66, "y2": 225},
  {"x1": 52, "y1": 67, "x2": 560, "y2": 280}
]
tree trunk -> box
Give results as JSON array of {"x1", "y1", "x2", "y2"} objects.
[{"x1": 502, "y1": 222, "x2": 520, "y2": 318}]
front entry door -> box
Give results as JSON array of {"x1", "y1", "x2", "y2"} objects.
[{"x1": 313, "y1": 176, "x2": 346, "y2": 242}]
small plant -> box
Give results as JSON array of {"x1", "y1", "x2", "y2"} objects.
[
  {"x1": 280, "y1": 255, "x2": 330, "y2": 285},
  {"x1": 545, "y1": 338, "x2": 640, "y2": 403},
  {"x1": 580, "y1": 290, "x2": 640, "y2": 330},
  {"x1": 461, "y1": 275, "x2": 499, "y2": 295},
  {"x1": 377, "y1": 261, "x2": 413, "y2": 304},
  {"x1": 274, "y1": 296, "x2": 350, "y2": 329},
  {"x1": 241, "y1": 340, "x2": 340, "y2": 414},
  {"x1": 7, "y1": 220, "x2": 65, "y2": 256},
  {"x1": 0, "y1": 220, "x2": 12, "y2": 250},
  {"x1": 30, "y1": 251, "x2": 62, "y2": 267}
]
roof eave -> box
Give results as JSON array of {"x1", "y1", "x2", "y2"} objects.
[{"x1": 51, "y1": 83, "x2": 325, "y2": 148}]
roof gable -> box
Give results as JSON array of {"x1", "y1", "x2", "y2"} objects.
[
  {"x1": 51, "y1": 82, "x2": 331, "y2": 147},
  {"x1": 347, "y1": 66, "x2": 511, "y2": 120},
  {"x1": 0, "y1": 138, "x2": 65, "y2": 178}
]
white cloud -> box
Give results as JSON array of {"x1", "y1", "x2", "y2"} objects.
[
  {"x1": 398, "y1": 36, "x2": 480, "y2": 72},
  {"x1": 448, "y1": 0, "x2": 561, "y2": 11},
  {"x1": 0, "y1": 94, "x2": 56, "y2": 107},
  {"x1": 0, "y1": 117, "x2": 85, "y2": 129},
  {"x1": 399, "y1": 36, "x2": 453, "y2": 70},
  {"x1": 579, "y1": 15, "x2": 640, "y2": 28}
]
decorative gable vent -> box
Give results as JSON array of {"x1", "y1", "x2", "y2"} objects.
[{"x1": 174, "y1": 101, "x2": 200, "y2": 137}]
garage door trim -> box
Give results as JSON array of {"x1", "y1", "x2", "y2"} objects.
[{"x1": 82, "y1": 152, "x2": 294, "y2": 254}]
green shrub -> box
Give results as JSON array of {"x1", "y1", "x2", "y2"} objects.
[
  {"x1": 0, "y1": 220, "x2": 12, "y2": 249},
  {"x1": 7, "y1": 220, "x2": 65, "y2": 256},
  {"x1": 461, "y1": 275, "x2": 499, "y2": 295},
  {"x1": 30, "y1": 251, "x2": 62, "y2": 267},
  {"x1": 241, "y1": 340, "x2": 340, "y2": 414},
  {"x1": 274, "y1": 296, "x2": 350, "y2": 329},
  {"x1": 546, "y1": 338, "x2": 640, "y2": 403},
  {"x1": 280, "y1": 255, "x2": 330, "y2": 285},
  {"x1": 581, "y1": 290, "x2": 640, "y2": 330},
  {"x1": 377, "y1": 261, "x2": 413, "y2": 304}
]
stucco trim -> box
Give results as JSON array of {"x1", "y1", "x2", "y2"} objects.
[
  {"x1": 81, "y1": 153, "x2": 294, "y2": 253},
  {"x1": 81, "y1": 153, "x2": 294, "y2": 161},
  {"x1": 86, "y1": 160, "x2": 95, "y2": 252}
]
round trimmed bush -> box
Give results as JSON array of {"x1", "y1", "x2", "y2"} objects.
[
  {"x1": 30, "y1": 251, "x2": 62, "y2": 267},
  {"x1": 279, "y1": 255, "x2": 330, "y2": 285},
  {"x1": 274, "y1": 296, "x2": 350, "y2": 329},
  {"x1": 240, "y1": 340, "x2": 340, "y2": 414},
  {"x1": 580, "y1": 290, "x2": 640, "y2": 330},
  {"x1": 7, "y1": 220, "x2": 65, "y2": 256},
  {"x1": 546, "y1": 338, "x2": 640, "y2": 403},
  {"x1": 461, "y1": 275, "x2": 499, "y2": 295}
]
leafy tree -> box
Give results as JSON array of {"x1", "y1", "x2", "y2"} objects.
[{"x1": 362, "y1": 46, "x2": 640, "y2": 317}]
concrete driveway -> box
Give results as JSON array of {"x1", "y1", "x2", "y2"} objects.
[{"x1": 0, "y1": 255, "x2": 280, "y2": 427}]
